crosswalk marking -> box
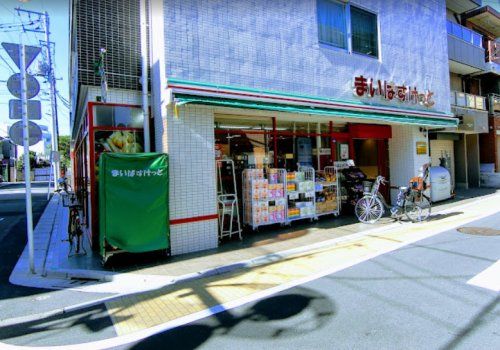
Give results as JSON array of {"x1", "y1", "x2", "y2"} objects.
[{"x1": 467, "y1": 260, "x2": 500, "y2": 292}]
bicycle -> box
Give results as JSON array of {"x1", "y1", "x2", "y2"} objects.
[
  {"x1": 354, "y1": 175, "x2": 431, "y2": 224},
  {"x1": 56, "y1": 177, "x2": 87, "y2": 256}
]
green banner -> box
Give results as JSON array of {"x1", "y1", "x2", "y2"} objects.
[{"x1": 99, "y1": 153, "x2": 169, "y2": 257}]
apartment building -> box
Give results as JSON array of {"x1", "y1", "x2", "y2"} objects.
[{"x1": 432, "y1": 0, "x2": 499, "y2": 189}]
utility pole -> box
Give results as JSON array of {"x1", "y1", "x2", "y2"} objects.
[
  {"x1": 20, "y1": 42, "x2": 35, "y2": 274},
  {"x1": 44, "y1": 11, "x2": 60, "y2": 188},
  {"x1": 16, "y1": 8, "x2": 60, "y2": 188}
]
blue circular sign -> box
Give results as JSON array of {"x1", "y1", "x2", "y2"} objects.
[{"x1": 7, "y1": 73, "x2": 40, "y2": 99}]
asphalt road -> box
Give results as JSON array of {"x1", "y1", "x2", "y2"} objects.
[
  {"x1": 0, "y1": 182, "x2": 51, "y2": 300},
  {"x1": 0, "y1": 183, "x2": 116, "y2": 347},
  {"x1": 126, "y1": 212, "x2": 500, "y2": 350},
  {"x1": 0, "y1": 192, "x2": 498, "y2": 349}
]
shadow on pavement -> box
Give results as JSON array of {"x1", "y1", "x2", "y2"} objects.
[
  {"x1": 440, "y1": 295, "x2": 500, "y2": 350},
  {"x1": 130, "y1": 287, "x2": 335, "y2": 350},
  {"x1": 0, "y1": 305, "x2": 118, "y2": 346},
  {"x1": 427, "y1": 211, "x2": 463, "y2": 222}
]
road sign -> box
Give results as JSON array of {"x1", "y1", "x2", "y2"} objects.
[
  {"x1": 8, "y1": 121, "x2": 42, "y2": 146},
  {"x1": 1, "y1": 42, "x2": 41, "y2": 70},
  {"x1": 7, "y1": 73, "x2": 40, "y2": 99},
  {"x1": 9, "y1": 99, "x2": 42, "y2": 120}
]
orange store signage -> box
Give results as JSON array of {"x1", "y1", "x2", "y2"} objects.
[{"x1": 353, "y1": 75, "x2": 435, "y2": 108}]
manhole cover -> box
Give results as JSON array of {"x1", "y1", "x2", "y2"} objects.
[{"x1": 456, "y1": 227, "x2": 500, "y2": 236}]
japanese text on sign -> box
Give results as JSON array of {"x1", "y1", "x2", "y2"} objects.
[
  {"x1": 353, "y1": 75, "x2": 435, "y2": 108},
  {"x1": 110, "y1": 169, "x2": 164, "y2": 177}
]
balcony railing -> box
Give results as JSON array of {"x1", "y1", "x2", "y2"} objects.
[
  {"x1": 487, "y1": 93, "x2": 500, "y2": 113},
  {"x1": 446, "y1": 20, "x2": 483, "y2": 48},
  {"x1": 451, "y1": 91, "x2": 486, "y2": 110}
]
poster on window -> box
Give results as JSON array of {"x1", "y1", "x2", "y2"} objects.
[
  {"x1": 94, "y1": 130, "x2": 144, "y2": 181},
  {"x1": 340, "y1": 144, "x2": 349, "y2": 160}
]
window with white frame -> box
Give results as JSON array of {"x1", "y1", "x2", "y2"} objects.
[{"x1": 317, "y1": 0, "x2": 379, "y2": 58}]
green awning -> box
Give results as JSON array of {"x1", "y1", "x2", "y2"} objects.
[{"x1": 175, "y1": 94, "x2": 458, "y2": 128}]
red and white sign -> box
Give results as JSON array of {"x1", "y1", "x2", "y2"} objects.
[{"x1": 353, "y1": 75, "x2": 435, "y2": 108}]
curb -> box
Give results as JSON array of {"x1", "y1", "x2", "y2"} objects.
[
  {"x1": 1, "y1": 220, "x2": 404, "y2": 328},
  {"x1": 2, "y1": 190, "x2": 499, "y2": 327}
]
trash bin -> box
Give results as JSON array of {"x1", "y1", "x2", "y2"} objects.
[{"x1": 429, "y1": 166, "x2": 451, "y2": 202}]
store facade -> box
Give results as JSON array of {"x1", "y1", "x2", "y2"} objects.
[
  {"x1": 71, "y1": 0, "x2": 459, "y2": 256},
  {"x1": 137, "y1": 0, "x2": 458, "y2": 256}
]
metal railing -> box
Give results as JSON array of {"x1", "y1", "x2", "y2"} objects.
[
  {"x1": 447, "y1": 20, "x2": 483, "y2": 48},
  {"x1": 450, "y1": 91, "x2": 487, "y2": 110}
]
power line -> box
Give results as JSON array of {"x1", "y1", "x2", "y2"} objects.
[{"x1": 0, "y1": 53, "x2": 15, "y2": 73}]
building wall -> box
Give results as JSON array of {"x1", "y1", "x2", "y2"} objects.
[
  {"x1": 479, "y1": 117, "x2": 497, "y2": 167},
  {"x1": 164, "y1": 104, "x2": 219, "y2": 255},
  {"x1": 388, "y1": 125, "x2": 430, "y2": 203},
  {"x1": 450, "y1": 73, "x2": 462, "y2": 91},
  {"x1": 430, "y1": 139, "x2": 455, "y2": 186},
  {"x1": 454, "y1": 135, "x2": 468, "y2": 188},
  {"x1": 466, "y1": 133, "x2": 480, "y2": 187},
  {"x1": 163, "y1": 0, "x2": 451, "y2": 114}
]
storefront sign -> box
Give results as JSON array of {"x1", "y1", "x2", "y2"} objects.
[
  {"x1": 353, "y1": 75, "x2": 435, "y2": 108},
  {"x1": 416, "y1": 141, "x2": 428, "y2": 155}
]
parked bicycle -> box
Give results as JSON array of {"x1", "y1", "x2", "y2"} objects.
[
  {"x1": 354, "y1": 175, "x2": 431, "y2": 224},
  {"x1": 56, "y1": 177, "x2": 86, "y2": 256}
]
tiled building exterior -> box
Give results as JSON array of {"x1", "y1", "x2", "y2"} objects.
[
  {"x1": 163, "y1": 0, "x2": 451, "y2": 113},
  {"x1": 153, "y1": 0, "x2": 453, "y2": 253},
  {"x1": 72, "y1": 0, "x2": 457, "y2": 256}
]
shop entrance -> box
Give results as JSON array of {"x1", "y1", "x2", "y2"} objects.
[
  {"x1": 214, "y1": 115, "x2": 393, "y2": 233},
  {"x1": 349, "y1": 124, "x2": 391, "y2": 202}
]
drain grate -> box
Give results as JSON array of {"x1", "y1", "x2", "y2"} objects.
[{"x1": 456, "y1": 227, "x2": 500, "y2": 236}]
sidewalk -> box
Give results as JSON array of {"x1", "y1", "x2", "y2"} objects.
[{"x1": 6, "y1": 187, "x2": 500, "y2": 321}]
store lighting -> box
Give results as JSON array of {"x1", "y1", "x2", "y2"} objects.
[{"x1": 219, "y1": 125, "x2": 251, "y2": 129}]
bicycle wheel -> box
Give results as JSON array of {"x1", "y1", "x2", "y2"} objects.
[
  {"x1": 404, "y1": 193, "x2": 431, "y2": 222},
  {"x1": 355, "y1": 196, "x2": 384, "y2": 224}
]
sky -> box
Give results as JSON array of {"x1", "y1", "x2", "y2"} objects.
[{"x1": 0, "y1": 0, "x2": 70, "y2": 140}]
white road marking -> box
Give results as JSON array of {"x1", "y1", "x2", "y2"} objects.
[{"x1": 467, "y1": 260, "x2": 500, "y2": 292}]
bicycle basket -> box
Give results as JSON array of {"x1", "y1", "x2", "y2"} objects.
[{"x1": 409, "y1": 176, "x2": 425, "y2": 191}]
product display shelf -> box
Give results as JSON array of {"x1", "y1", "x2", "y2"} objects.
[
  {"x1": 242, "y1": 168, "x2": 287, "y2": 231},
  {"x1": 286, "y1": 166, "x2": 316, "y2": 224},
  {"x1": 315, "y1": 166, "x2": 341, "y2": 217},
  {"x1": 333, "y1": 160, "x2": 352, "y2": 206}
]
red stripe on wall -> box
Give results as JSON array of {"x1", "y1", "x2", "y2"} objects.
[{"x1": 170, "y1": 214, "x2": 219, "y2": 225}]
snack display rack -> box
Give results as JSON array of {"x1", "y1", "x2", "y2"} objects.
[
  {"x1": 242, "y1": 168, "x2": 287, "y2": 231},
  {"x1": 315, "y1": 166, "x2": 341, "y2": 217},
  {"x1": 286, "y1": 166, "x2": 316, "y2": 223}
]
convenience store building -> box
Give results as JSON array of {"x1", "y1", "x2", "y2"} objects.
[{"x1": 70, "y1": 0, "x2": 458, "y2": 256}]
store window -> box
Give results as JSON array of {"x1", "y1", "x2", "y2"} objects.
[
  {"x1": 350, "y1": 6, "x2": 378, "y2": 57},
  {"x1": 93, "y1": 105, "x2": 144, "y2": 128},
  {"x1": 317, "y1": 0, "x2": 347, "y2": 49},
  {"x1": 317, "y1": 0, "x2": 379, "y2": 58}
]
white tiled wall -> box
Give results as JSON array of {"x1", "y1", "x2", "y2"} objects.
[
  {"x1": 158, "y1": 104, "x2": 219, "y2": 255},
  {"x1": 170, "y1": 220, "x2": 218, "y2": 256},
  {"x1": 389, "y1": 125, "x2": 430, "y2": 203},
  {"x1": 164, "y1": 0, "x2": 451, "y2": 114},
  {"x1": 86, "y1": 87, "x2": 143, "y2": 105}
]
